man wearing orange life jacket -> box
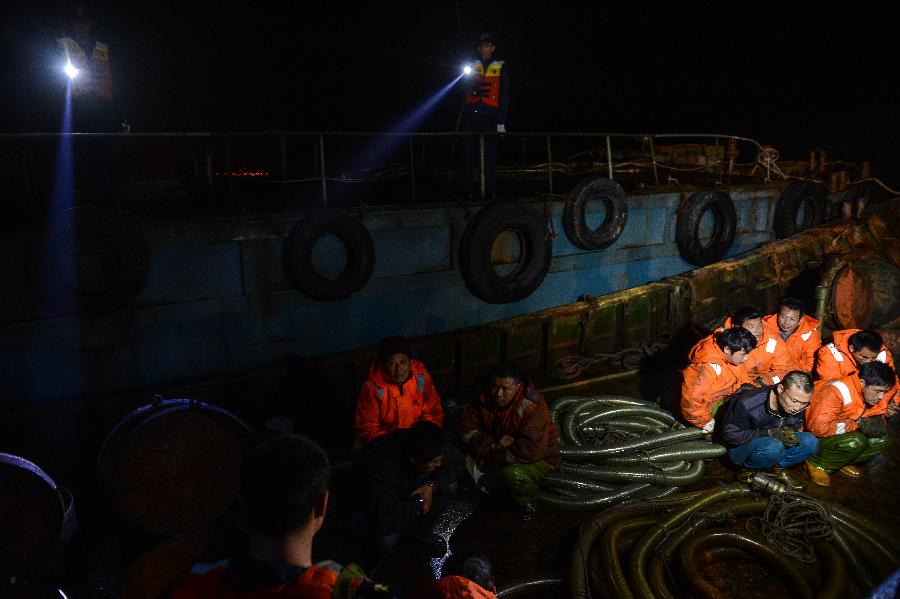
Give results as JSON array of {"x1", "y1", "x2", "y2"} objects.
[
  {"x1": 761, "y1": 297, "x2": 821, "y2": 373},
  {"x1": 459, "y1": 33, "x2": 509, "y2": 198},
  {"x1": 694, "y1": 306, "x2": 794, "y2": 386},
  {"x1": 410, "y1": 553, "x2": 497, "y2": 599},
  {"x1": 814, "y1": 329, "x2": 899, "y2": 415},
  {"x1": 804, "y1": 361, "x2": 896, "y2": 486},
  {"x1": 681, "y1": 327, "x2": 757, "y2": 432},
  {"x1": 172, "y1": 434, "x2": 399, "y2": 599},
  {"x1": 355, "y1": 337, "x2": 444, "y2": 444}
]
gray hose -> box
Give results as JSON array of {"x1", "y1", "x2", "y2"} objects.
[
  {"x1": 542, "y1": 473, "x2": 620, "y2": 493},
  {"x1": 496, "y1": 577, "x2": 563, "y2": 598},
  {"x1": 601, "y1": 442, "x2": 725, "y2": 465},
  {"x1": 561, "y1": 428, "x2": 704, "y2": 459},
  {"x1": 540, "y1": 483, "x2": 653, "y2": 510}
]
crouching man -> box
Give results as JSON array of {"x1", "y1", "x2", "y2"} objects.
[
  {"x1": 717, "y1": 371, "x2": 818, "y2": 478},
  {"x1": 804, "y1": 361, "x2": 897, "y2": 486}
]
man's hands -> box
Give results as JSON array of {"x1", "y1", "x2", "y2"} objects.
[
  {"x1": 498, "y1": 434, "x2": 514, "y2": 448},
  {"x1": 886, "y1": 402, "x2": 899, "y2": 418},
  {"x1": 411, "y1": 483, "x2": 434, "y2": 513},
  {"x1": 857, "y1": 416, "x2": 887, "y2": 438},
  {"x1": 769, "y1": 426, "x2": 799, "y2": 447}
]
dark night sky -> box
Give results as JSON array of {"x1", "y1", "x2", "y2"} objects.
[{"x1": 2, "y1": 1, "x2": 898, "y2": 181}]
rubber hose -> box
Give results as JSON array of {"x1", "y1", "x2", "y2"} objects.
[
  {"x1": 566, "y1": 406, "x2": 674, "y2": 445},
  {"x1": 829, "y1": 509, "x2": 900, "y2": 565},
  {"x1": 540, "y1": 482, "x2": 652, "y2": 510},
  {"x1": 813, "y1": 541, "x2": 849, "y2": 599},
  {"x1": 601, "y1": 441, "x2": 725, "y2": 464},
  {"x1": 542, "y1": 473, "x2": 619, "y2": 493},
  {"x1": 828, "y1": 527, "x2": 879, "y2": 593},
  {"x1": 567, "y1": 490, "x2": 708, "y2": 599},
  {"x1": 627, "y1": 484, "x2": 750, "y2": 599},
  {"x1": 553, "y1": 396, "x2": 658, "y2": 436},
  {"x1": 561, "y1": 459, "x2": 704, "y2": 486},
  {"x1": 496, "y1": 577, "x2": 562, "y2": 598},
  {"x1": 588, "y1": 524, "x2": 648, "y2": 599},
  {"x1": 599, "y1": 515, "x2": 658, "y2": 599},
  {"x1": 562, "y1": 428, "x2": 705, "y2": 459},
  {"x1": 560, "y1": 459, "x2": 691, "y2": 478},
  {"x1": 678, "y1": 530, "x2": 814, "y2": 599},
  {"x1": 830, "y1": 505, "x2": 900, "y2": 553},
  {"x1": 834, "y1": 519, "x2": 895, "y2": 580}
]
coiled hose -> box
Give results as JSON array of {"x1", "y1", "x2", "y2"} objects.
[{"x1": 540, "y1": 395, "x2": 725, "y2": 510}]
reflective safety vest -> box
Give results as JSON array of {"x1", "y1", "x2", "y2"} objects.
[
  {"x1": 57, "y1": 36, "x2": 113, "y2": 101},
  {"x1": 465, "y1": 60, "x2": 504, "y2": 109}
]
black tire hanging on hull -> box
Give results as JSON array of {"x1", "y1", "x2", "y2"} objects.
[
  {"x1": 563, "y1": 177, "x2": 628, "y2": 250},
  {"x1": 459, "y1": 202, "x2": 552, "y2": 304},
  {"x1": 281, "y1": 210, "x2": 375, "y2": 301},
  {"x1": 675, "y1": 190, "x2": 737, "y2": 266},
  {"x1": 774, "y1": 181, "x2": 825, "y2": 239}
]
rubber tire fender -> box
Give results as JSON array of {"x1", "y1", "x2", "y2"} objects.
[
  {"x1": 675, "y1": 190, "x2": 737, "y2": 266},
  {"x1": 28, "y1": 206, "x2": 150, "y2": 316},
  {"x1": 281, "y1": 210, "x2": 375, "y2": 301},
  {"x1": 774, "y1": 181, "x2": 825, "y2": 239},
  {"x1": 459, "y1": 202, "x2": 552, "y2": 304},
  {"x1": 563, "y1": 177, "x2": 628, "y2": 250}
]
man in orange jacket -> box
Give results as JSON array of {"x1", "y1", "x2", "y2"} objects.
[
  {"x1": 410, "y1": 553, "x2": 497, "y2": 599},
  {"x1": 681, "y1": 327, "x2": 757, "y2": 432},
  {"x1": 804, "y1": 361, "x2": 896, "y2": 486},
  {"x1": 696, "y1": 306, "x2": 794, "y2": 386},
  {"x1": 762, "y1": 297, "x2": 821, "y2": 373},
  {"x1": 172, "y1": 434, "x2": 398, "y2": 598},
  {"x1": 355, "y1": 337, "x2": 444, "y2": 444},
  {"x1": 814, "y1": 329, "x2": 898, "y2": 415}
]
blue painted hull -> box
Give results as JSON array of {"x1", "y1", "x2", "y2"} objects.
[{"x1": 0, "y1": 184, "x2": 789, "y2": 403}]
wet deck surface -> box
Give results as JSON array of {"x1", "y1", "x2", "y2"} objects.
[{"x1": 337, "y1": 372, "x2": 900, "y2": 597}]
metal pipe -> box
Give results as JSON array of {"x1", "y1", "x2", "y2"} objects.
[
  {"x1": 318, "y1": 134, "x2": 328, "y2": 207},
  {"x1": 496, "y1": 577, "x2": 562, "y2": 598},
  {"x1": 649, "y1": 137, "x2": 659, "y2": 186},
  {"x1": 408, "y1": 136, "x2": 416, "y2": 203},
  {"x1": 606, "y1": 135, "x2": 613, "y2": 180},
  {"x1": 479, "y1": 133, "x2": 485, "y2": 200},
  {"x1": 546, "y1": 134, "x2": 554, "y2": 196}
]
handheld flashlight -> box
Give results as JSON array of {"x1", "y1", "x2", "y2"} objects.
[
  {"x1": 463, "y1": 65, "x2": 472, "y2": 75},
  {"x1": 64, "y1": 59, "x2": 79, "y2": 80}
]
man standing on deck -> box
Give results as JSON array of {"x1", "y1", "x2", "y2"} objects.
[
  {"x1": 681, "y1": 327, "x2": 757, "y2": 432},
  {"x1": 762, "y1": 297, "x2": 821, "y2": 373},
  {"x1": 814, "y1": 328, "x2": 899, "y2": 415},
  {"x1": 716, "y1": 371, "x2": 818, "y2": 478},
  {"x1": 804, "y1": 361, "x2": 896, "y2": 486},
  {"x1": 459, "y1": 33, "x2": 509, "y2": 199}
]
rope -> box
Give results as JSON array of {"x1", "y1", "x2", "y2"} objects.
[
  {"x1": 746, "y1": 492, "x2": 833, "y2": 563},
  {"x1": 553, "y1": 343, "x2": 667, "y2": 379}
]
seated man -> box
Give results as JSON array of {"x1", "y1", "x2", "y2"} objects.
[
  {"x1": 717, "y1": 371, "x2": 818, "y2": 476},
  {"x1": 762, "y1": 297, "x2": 821, "y2": 373},
  {"x1": 355, "y1": 336, "x2": 444, "y2": 444},
  {"x1": 815, "y1": 328, "x2": 898, "y2": 414},
  {"x1": 172, "y1": 434, "x2": 396, "y2": 598},
  {"x1": 410, "y1": 552, "x2": 497, "y2": 598},
  {"x1": 695, "y1": 306, "x2": 793, "y2": 386},
  {"x1": 804, "y1": 361, "x2": 896, "y2": 486},
  {"x1": 458, "y1": 363, "x2": 560, "y2": 521},
  {"x1": 350, "y1": 420, "x2": 464, "y2": 570},
  {"x1": 681, "y1": 327, "x2": 757, "y2": 432}
]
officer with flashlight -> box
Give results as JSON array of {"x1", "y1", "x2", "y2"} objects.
[
  {"x1": 459, "y1": 33, "x2": 509, "y2": 199},
  {"x1": 57, "y1": 4, "x2": 115, "y2": 130}
]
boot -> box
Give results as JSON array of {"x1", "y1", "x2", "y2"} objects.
[
  {"x1": 839, "y1": 464, "x2": 862, "y2": 477},
  {"x1": 805, "y1": 461, "x2": 830, "y2": 487}
]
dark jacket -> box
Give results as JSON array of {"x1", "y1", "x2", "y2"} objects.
[
  {"x1": 352, "y1": 428, "x2": 463, "y2": 537},
  {"x1": 716, "y1": 385, "x2": 805, "y2": 448}
]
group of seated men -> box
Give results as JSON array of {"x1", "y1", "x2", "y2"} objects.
[
  {"x1": 681, "y1": 297, "x2": 898, "y2": 486},
  {"x1": 173, "y1": 335, "x2": 561, "y2": 598}
]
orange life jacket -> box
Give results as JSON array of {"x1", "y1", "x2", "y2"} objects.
[
  {"x1": 56, "y1": 36, "x2": 113, "y2": 101},
  {"x1": 805, "y1": 374, "x2": 888, "y2": 437},
  {"x1": 762, "y1": 313, "x2": 821, "y2": 373},
  {"x1": 718, "y1": 318, "x2": 794, "y2": 385},
  {"x1": 464, "y1": 60, "x2": 504, "y2": 109},
  {"x1": 681, "y1": 337, "x2": 753, "y2": 430},
  {"x1": 410, "y1": 576, "x2": 498, "y2": 599},
  {"x1": 171, "y1": 561, "x2": 361, "y2": 599},
  {"x1": 355, "y1": 360, "x2": 444, "y2": 444},
  {"x1": 814, "y1": 329, "x2": 897, "y2": 407}
]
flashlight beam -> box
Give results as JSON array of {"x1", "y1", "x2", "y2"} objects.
[{"x1": 64, "y1": 60, "x2": 79, "y2": 80}]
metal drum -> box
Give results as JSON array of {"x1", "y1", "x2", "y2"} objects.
[
  {"x1": 820, "y1": 256, "x2": 900, "y2": 330},
  {"x1": 0, "y1": 453, "x2": 66, "y2": 571},
  {"x1": 97, "y1": 398, "x2": 254, "y2": 536}
]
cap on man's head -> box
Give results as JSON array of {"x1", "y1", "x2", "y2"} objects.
[
  {"x1": 69, "y1": 4, "x2": 92, "y2": 22},
  {"x1": 477, "y1": 33, "x2": 495, "y2": 46},
  {"x1": 378, "y1": 336, "x2": 413, "y2": 363}
]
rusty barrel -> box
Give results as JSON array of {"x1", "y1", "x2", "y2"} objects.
[
  {"x1": 824, "y1": 257, "x2": 900, "y2": 330},
  {"x1": 97, "y1": 398, "x2": 255, "y2": 536},
  {"x1": 0, "y1": 453, "x2": 74, "y2": 575}
]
